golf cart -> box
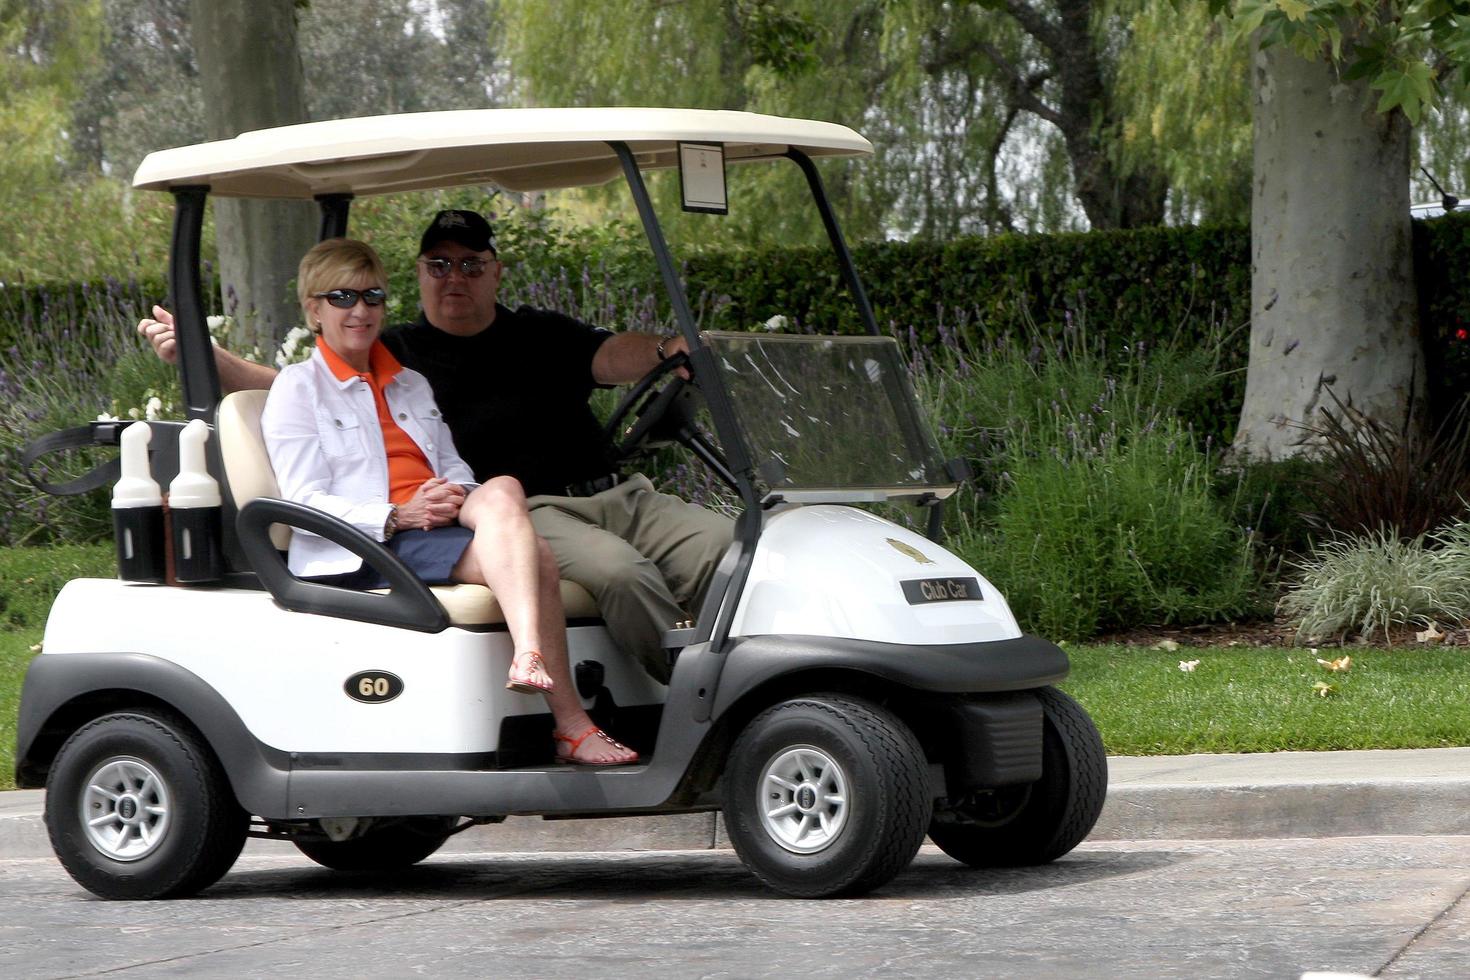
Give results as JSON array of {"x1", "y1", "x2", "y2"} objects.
[{"x1": 16, "y1": 108, "x2": 1106, "y2": 900}]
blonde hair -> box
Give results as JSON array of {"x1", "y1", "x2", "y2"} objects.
[{"x1": 297, "y1": 238, "x2": 388, "y2": 332}]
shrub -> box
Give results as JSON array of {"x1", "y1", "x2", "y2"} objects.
[
  {"x1": 917, "y1": 320, "x2": 1259, "y2": 640},
  {"x1": 1279, "y1": 527, "x2": 1470, "y2": 643},
  {"x1": 0, "y1": 278, "x2": 169, "y2": 546},
  {"x1": 1293, "y1": 388, "x2": 1470, "y2": 541},
  {"x1": 972, "y1": 417, "x2": 1258, "y2": 640},
  {"x1": 1216, "y1": 456, "x2": 1321, "y2": 562}
]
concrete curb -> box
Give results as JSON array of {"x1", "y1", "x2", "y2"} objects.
[
  {"x1": 6, "y1": 748, "x2": 1468, "y2": 862},
  {"x1": 1091, "y1": 779, "x2": 1470, "y2": 841}
]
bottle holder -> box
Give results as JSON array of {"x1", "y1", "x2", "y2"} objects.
[{"x1": 113, "y1": 505, "x2": 167, "y2": 584}]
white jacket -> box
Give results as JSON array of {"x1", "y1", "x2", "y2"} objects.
[{"x1": 261, "y1": 346, "x2": 478, "y2": 577}]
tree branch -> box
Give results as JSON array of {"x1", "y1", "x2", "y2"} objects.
[
  {"x1": 997, "y1": 0, "x2": 1066, "y2": 58},
  {"x1": 975, "y1": 39, "x2": 1062, "y2": 126}
]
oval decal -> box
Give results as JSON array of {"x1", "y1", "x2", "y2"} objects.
[{"x1": 344, "y1": 670, "x2": 403, "y2": 704}]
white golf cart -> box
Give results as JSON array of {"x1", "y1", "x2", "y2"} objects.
[{"x1": 16, "y1": 108, "x2": 1106, "y2": 900}]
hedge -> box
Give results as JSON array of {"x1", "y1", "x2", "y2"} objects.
[{"x1": 4, "y1": 215, "x2": 1468, "y2": 436}]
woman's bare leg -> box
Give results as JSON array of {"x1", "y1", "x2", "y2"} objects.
[
  {"x1": 529, "y1": 538, "x2": 637, "y2": 765},
  {"x1": 454, "y1": 477, "x2": 548, "y2": 689},
  {"x1": 453, "y1": 480, "x2": 636, "y2": 764}
]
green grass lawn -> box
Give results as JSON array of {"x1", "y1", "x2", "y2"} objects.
[
  {"x1": 1062, "y1": 644, "x2": 1470, "y2": 756},
  {"x1": 1, "y1": 542, "x2": 117, "y2": 792},
  {"x1": 3, "y1": 543, "x2": 1468, "y2": 792}
]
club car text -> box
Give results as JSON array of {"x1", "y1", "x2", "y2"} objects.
[{"x1": 901, "y1": 577, "x2": 983, "y2": 605}]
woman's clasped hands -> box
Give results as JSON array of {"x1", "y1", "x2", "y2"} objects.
[{"x1": 397, "y1": 477, "x2": 465, "y2": 532}]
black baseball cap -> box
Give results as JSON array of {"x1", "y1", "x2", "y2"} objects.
[{"x1": 418, "y1": 209, "x2": 497, "y2": 256}]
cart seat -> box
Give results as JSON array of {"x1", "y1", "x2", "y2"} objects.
[{"x1": 215, "y1": 389, "x2": 600, "y2": 626}]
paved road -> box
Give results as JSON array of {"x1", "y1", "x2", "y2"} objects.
[{"x1": 3, "y1": 836, "x2": 1467, "y2": 979}]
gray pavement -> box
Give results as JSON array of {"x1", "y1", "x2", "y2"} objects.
[
  {"x1": 5, "y1": 747, "x2": 1469, "y2": 859},
  {"x1": 4, "y1": 749, "x2": 1469, "y2": 978},
  {"x1": 2, "y1": 836, "x2": 1467, "y2": 978}
]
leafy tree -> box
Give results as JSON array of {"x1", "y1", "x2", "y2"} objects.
[
  {"x1": 882, "y1": 0, "x2": 1177, "y2": 231},
  {"x1": 498, "y1": 0, "x2": 893, "y2": 246},
  {"x1": 66, "y1": 0, "x2": 504, "y2": 184},
  {"x1": 1206, "y1": 0, "x2": 1470, "y2": 460},
  {"x1": 0, "y1": 1, "x2": 104, "y2": 189},
  {"x1": 1415, "y1": 86, "x2": 1470, "y2": 202},
  {"x1": 502, "y1": 0, "x2": 1261, "y2": 239}
]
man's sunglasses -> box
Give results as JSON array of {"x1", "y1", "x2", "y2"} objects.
[
  {"x1": 313, "y1": 287, "x2": 387, "y2": 309},
  {"x1": 420, "y1": 257, "x2": 489, "y2": 279}
]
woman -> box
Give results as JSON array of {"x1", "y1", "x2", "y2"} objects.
[{"x1": 261, "y1": 238, "x2": 637, "y2": 766}]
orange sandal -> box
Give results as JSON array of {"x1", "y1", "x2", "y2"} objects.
[
  {"x1": 505, "y1": 650, "x2": 554, "y2": 695},
  {"x1": 554, "y1": 727, "x2": 639, "y2": 766}
]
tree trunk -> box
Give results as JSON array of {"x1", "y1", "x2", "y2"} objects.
[
  {"x1": 1231, "y1": 40, "x2": 1422, "y2": 461},
  {"x1": 190, "y1": 0, "x2": 315, "y2": 352},
  {"x1": 1041, "y1": 0, "x2": 1167, "y2": 229}
]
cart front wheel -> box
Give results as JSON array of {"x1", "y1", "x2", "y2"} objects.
[
  {"x1": 294, "y1": 818, "x2": 456, "y2": 872},
  {"x1": 45, "y1": 711, "x2": 247, "y2": 900},
  {"x1": 928, "y1": 686, "x2": 1106, "y2": 867},
  {"x1": 725, "y1": 695, "x2": 931, "y2": 898}
]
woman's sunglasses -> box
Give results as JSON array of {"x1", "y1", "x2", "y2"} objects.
[
  {"x1": 420, "y1": 257, "x2": 489, "y2": 279},
  {"x1": 313, "y1": 287, "x2": 387, "y2": 309}
]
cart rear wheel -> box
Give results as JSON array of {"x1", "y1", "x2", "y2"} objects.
[
  {"x1": 928, "y1": 687, "x2": 1106, "y2": 867},
  {"x1": 724, "y1": 695, "x2": 931, "y2": 898},
  {"x1": 294, "y1": 818, "x2": 456, "y2": 872},
  {"x1": 45, "y1": 711, "x2": 247, "y2": 900}
]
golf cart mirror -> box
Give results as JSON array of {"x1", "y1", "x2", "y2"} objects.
[{"x1": 678, "y1": 142, "x2": 727, "y2": 214}]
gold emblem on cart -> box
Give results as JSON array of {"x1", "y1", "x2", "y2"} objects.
[{"x1": 886, "y1": 538, "x2": 934, "y2": 565}]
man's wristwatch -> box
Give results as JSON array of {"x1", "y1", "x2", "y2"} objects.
[
  {"x1": 383, "y1": 505, "x2": 399, "y2": 541},
  {"x1": 656, "y1": 336, "x2": 671, "y2": 361}
]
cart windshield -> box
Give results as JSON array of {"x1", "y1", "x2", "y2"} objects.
[{"x1": 701, "y1": 332, "x2": 955, "y2": 504}]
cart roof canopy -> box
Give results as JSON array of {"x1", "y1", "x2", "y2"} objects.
[{"x1": 132, "y1": 107, "x2": 873, "y2": 199}]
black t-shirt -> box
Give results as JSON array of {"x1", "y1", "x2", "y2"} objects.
[{"x1": 381, "y1": 303, "x2": 616, "y2": 496}]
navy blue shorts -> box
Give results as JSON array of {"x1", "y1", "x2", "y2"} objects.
[{"x1": 310, "y1": 526, "x2": 474, "y2": 590}]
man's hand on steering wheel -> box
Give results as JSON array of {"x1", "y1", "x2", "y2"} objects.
[
  {"x1": 657, "y1": 333, "x2": 693, "y2": 380},
  {"x1": 602, "y1": 350, "x2": 695, "y2": 461}
]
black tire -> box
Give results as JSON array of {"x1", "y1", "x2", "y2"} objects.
[
  {"x1": 293, "y1": 817, "x2": 455, "y2": 872},
  {"x1": 724, "y1": 695, "x2": 931, "y2": 898},
  {"x1": 928, "y1": 686, "x2": 1107, "y2": 868},
  {"x1": 44, "y1": 711, "x2": 248, "y2": 900}
]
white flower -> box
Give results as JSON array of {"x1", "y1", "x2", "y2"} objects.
[
  {"x1": 127, "y1": 407, "x2": 141, "y2": 419},
  {"x1": 275, "y1": 325, "x2": 313, "y2": 368},
  {"x1": 206, "y1": 314, "x2": 233, "y2": 335},
  {"x1": 96, "y1": 412, "x2": 120, "y2": 422},
  {"x1": 144, "y1": 396, "x2": 164, "y2": 421},
  {"x1": 763, "y1": 314, "x2": 789, "y2": 332},
  {"x1": 1178, "y1": 659, "x2": 1200, "y2": 672}
]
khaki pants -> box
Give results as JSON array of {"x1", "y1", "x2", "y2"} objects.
[{"x1": 528, "y1": 474, "x2": 733, "y2": 683}]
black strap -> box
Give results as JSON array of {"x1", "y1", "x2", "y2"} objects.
[{"x1": 20, "y1": 424, "x2": 123, "y2": 497}]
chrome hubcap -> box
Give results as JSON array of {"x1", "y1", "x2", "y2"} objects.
[
  {"x1": 757, "y1": 745, "x2": 849, "y2": 854},
  {"x1": 80, "y1": 757, "x2": 171, "y2": 861}
]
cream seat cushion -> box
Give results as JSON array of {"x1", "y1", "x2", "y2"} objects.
[
  {"x1": 216, "y1": 389, "x2": 599, "y2": 627},
  {"x1": 375, "y1": 580, "x2": 601, "y2": 626}
]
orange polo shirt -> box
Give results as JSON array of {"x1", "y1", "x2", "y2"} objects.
[{"x1": 319, "y1": 339, "x2": 436, "y2": 506}]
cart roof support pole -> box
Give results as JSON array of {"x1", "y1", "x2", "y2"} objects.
[
  {"x1": 785, "y1": 149, "x2": 881, "y2": 338},
  {"x1": 607, "y1": 140, "x2": 760, "y2": 665},
  {"x1": 316, "y1": 193, "x2": 353, "y2": 241},
  {"x1": 787, "y1": 149, "x2": 951, "y2": 543},
  {"x1": 169, "y1": 186, "x2": 219, "y2": 421}
]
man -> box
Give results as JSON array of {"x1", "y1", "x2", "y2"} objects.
[{"x1": 138, "y1": 210, "x2": 732, "y2": 684}]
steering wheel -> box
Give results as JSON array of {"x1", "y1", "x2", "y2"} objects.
[{"x1": 601, "y1": 352, "x2": 694, "y2": 461}]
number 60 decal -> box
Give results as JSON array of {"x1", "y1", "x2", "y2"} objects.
[{"x1": 344, "y1": 670, "x2": 404, "y2": 703}]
